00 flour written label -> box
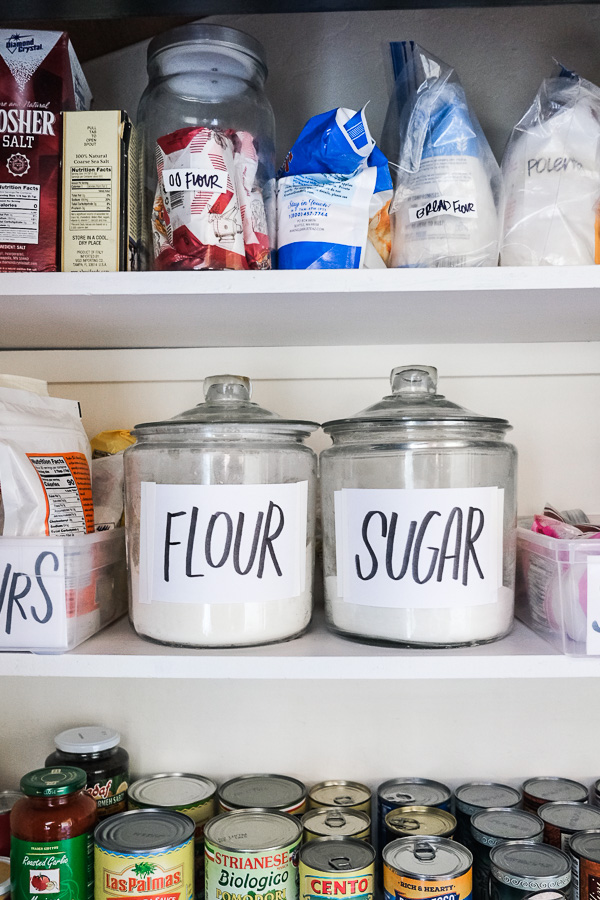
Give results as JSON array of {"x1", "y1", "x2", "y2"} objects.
[{"x1": 334, "y1": 485, "x2": 504, "y2": 608}]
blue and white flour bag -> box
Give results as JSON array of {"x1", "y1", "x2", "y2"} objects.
[
  {"x1": 381, "y1": 42, "x2": 502, "y2": 267},
  {"x1": 277, "y1": 107, "x2": 393, "y2": 268}
]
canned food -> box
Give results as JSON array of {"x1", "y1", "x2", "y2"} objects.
[
  {"x1": 0, "y1": 857, "x2": 9, "y2": 900},
  {"x1": 471, "y1": 808, "x2": 544, "y2": 900},
  {"x1": 522, "y1": 778, "x2": 588, "y2": 813},
  {"x1": 454, "y1": 783, "x2": 522, "y2": 849},
  {"x1": 94, "y1": 809, "x2": 195, "y2": 900},
  {"x1": 384, "y1": 806, "x2": 456, "y2": 844},
  {"x1": 302, "y1": 808, "x2": 371, "y2": 843},
  {"x1": 308, "y1": 783, "x2": 371, "y2": 816},
  {"x1": 377, "y1": 779, "x2": 451, "y2": 852},
  {"x1": 205, "y1": 809, "x2": 302, "y2": 900},
  {"x1": 128, "y1": 774, "x2": 217, "y2": 900},
  {"x1": 568, "y1": 830, "x2": 600, "y2": 900},
  {"x1": 218, "y1": 775, "x2": 307, "y2": 816},
  {"x1": 592, "y1": 781, "x2": 600, "y2": 808},
  {"x1": 538, "y1": 802, "x2": 600, "y2": 850},
  {"x1": 383, "y1": 836, "x2": 472, "y2": 900},
  {"x1": 0, "y1": 792, "x2": 20, "y2": 858},
  {"x1": 299, "y1": 837, "x2": 375, "y2": 900},
  {"x1": 489, "y1": 840, "x2": 571, "y2": 900}
]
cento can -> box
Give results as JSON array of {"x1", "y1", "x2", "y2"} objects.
[
  {"x1": 377, "y1": 779, "x2": 451, "y2": 852},
  {"x1": 302, "y1": 809, "x2": 371, "y2": 843},
  {"x1": 454, "y1": 783, "x2": 522, "y2": 849},
  {"x1": 489, "y1": 841, "x2": 571, "y2": 900},
  {"x1": 308, "y1": 782, "x2": 371, "y2": 816},
  {"x1": 384, "y1": 807, "x2": 456, "y2": 845},
  {"x1": 383, "y1": 836, "x2": 472, "y2": 900},
  {"x1": 204, "y1": 809, "x2": 302, "y2": 900},
  {"x1": 470, "y1": 808, "x2": 544, "y2": 900},
  {"x1": 299, "y1": 837, "x2": 375, "y2": 900},
  {"x1": 568, "y1": 830, "x2": 600, "y2": 900},
  {"x1": 218, "y1": 775, "x2": 307, "y2": 817},
  {"x1": 94, "y1": 809, "x2": 195, "y2": 900},
  {"x1": 522, "y1": 779, "x2": 588, "y2": 814},
  {"x1": 538, "y1": 802, "x2": 600, "y2": 850},
  {"x1": 127, "y1": 774, "x2": 217, "y2": 900}
]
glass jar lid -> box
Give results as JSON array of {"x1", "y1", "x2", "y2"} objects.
[
  {"x1": 147, "y1": 23, "x2": 267, "y2": 77},
  {"x1": 323, "y1": 365, "x2": 511, "y2": 435},
  {"x1": 132, "y1": 375, "x2": 318, "y2": 438},
  {"x1": 21, "y1": 767, "x2": 87, "y2": 797}
]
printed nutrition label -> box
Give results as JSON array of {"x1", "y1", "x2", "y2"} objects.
[
  {"x1": 69, "y1": 165, "x2": 112, "y2": 230},
  {"x1": 27, "y1": 453, "x2": 94, "y2": 536},
  {"x1": 0, "y1": 182, "x2": 40, "y2": 244}
]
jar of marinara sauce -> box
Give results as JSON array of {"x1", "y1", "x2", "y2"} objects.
[{"x1": 10, "y1": 767, "x2": 96, "y2": 900}]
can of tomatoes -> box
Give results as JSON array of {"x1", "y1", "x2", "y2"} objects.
[
  {"x1": 218, "y1": 775, "x2": 307, "y2": 817},
  {"x1": 383, "y1": 836, "x2": 472, "y2": 900},
  {"x1": 302, "y1": 808, "x2": 371, "y2": 843},
  {"x1": 308, "y1": 782, "x2": 371, "y2": 816},
  {"x1": 299, "y1": 837, "x2": 375, "y2": 900}
]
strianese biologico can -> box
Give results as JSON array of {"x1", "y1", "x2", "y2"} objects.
[
  {"x1": 538, "y1": 802, "x2": 600, "y2": 850},
  {"x1": 522, "y1": 779, "x2": 588, "y2": 814},
  {"x1": 454, "y1": 783, "x2": 523, "y2": 850},
  {"x1": 384, "y1": 806, "x2": 456, "y2": 846},
  {"x1": 568, "y1": 829, "x2": 600, "y2": 900},
  {"x1": 299, "y1": 837, "x2": 375, "y2": 900},
  {"x1": 489, "y1": 840, "x2": 571, "y2": 900},
  {"x1": 308, "y1": 783, "x2": 371, "y2": 816},
  {"x1": 470, "y1": 808, "x2": 544, "y2": 900},
  {"x1": 127, "y1": 774, "x2": 217, "y2": 900},
  {"x1": 94, "y1": 809, "x2": 195, "y2": 900},
  {"x1": 301, "y1": 808, "x2": 371, "y2": 843},
  {"x1": 383, "y1": 836, "x2": 472, "y2": 900},
  {"x1": 377, "y1": 779, "x2": 451, "y2": 852},
  {"x1": 204, "y1": 809, "x2": 302, "y2": 900},
  {"x1": 218, "y1": 775, "x2": 307, "y2": 817}
]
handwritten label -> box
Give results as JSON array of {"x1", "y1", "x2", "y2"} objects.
[
  {"x1": 334, "y1": 486, "x2": 503, "y2": 608},
  {"x1": 0, "y1": 541, "x2": 66, "y2": 648},
  {"x1": 527, "y1": 157, "x2": 583, "y2": 177},
  {"x1": 139, "y1": 481, "x2": 308, "y2": 604},
  {"x1": 162, "y1": 167, "x2": 227, "y2": 193},
  {"x1": 586, "y1": 557, "x2": 600, "y2": 654},
  {"x1": 408, "y1": 198, "x2": 478, "y2": 223}
]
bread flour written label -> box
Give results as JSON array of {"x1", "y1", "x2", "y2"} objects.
[
  {"x1": 139, "y1": 481, "x2": 308, "y2": 604},
  {"x1": 334, "y1": 485, "x2": 504, "y2": 608}
]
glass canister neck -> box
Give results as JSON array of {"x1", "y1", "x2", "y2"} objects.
[{"x1": 391, "y1": 365, "x2": 438, "y2": 396}]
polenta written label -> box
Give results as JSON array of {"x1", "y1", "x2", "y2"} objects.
[{"x1": 95, "y1": 841, "x2": 194, "y2": 900}]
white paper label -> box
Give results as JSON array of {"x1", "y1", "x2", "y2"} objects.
[
  {"x1": 585, "y1": 556, "x2": 600, "y2": 654},
  {"x1": 334, "y1": 486, "x2": 504, "y2": 608},
  {"x1": 0, "y1": 542, "x2": 66, "y2": 648},
  {"x1": 139, "y1": 481, "x2": 308, "y2": 605},
  {"x1": 162, "y1": 168, "x2": 227, "y2": 193}
]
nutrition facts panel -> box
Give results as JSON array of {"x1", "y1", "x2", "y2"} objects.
[
  {"x1": 0, "y1": 183, "x2": 40, "y2": 244},
  {"x1": 69, "y1": 165, "x2": 112, "y2": 230},
  {"x1": 27, "y1": 453, "x2": 94, "y2": 536}
]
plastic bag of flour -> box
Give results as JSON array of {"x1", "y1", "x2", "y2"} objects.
[
  {"x1": 381, "y1": 42, "x2": 502, "y2": 267},
  {"x1": 0, "y1": 386, "x2": 94, "y2": 537},
  {"x1": 277, "y1": 107, "x2": 393, "y2": 268},
  {"x1": 501, "y1": 66, "x2": 600, "y2": 266}
]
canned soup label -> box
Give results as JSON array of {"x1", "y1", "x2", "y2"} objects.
[
  {"x1": 384, "y1": 870, "x2": 472, "y2": 900},
  {"x1": 205, "y1": 839, "x2": 300, "y2": 900},
  {"x1": 96, "y1": 843, "x2": 194, "y2": 900},
  {"x1": 302, "y1": 871, "x2": 373, "y2": 899}
]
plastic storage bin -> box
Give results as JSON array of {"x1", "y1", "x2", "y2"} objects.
[
  {"x1": 516, "y1": 520, "x2": 600, "y2": 655},
  {"x1": 0, "y1": 529, "x2": 127, "y2": 653}
]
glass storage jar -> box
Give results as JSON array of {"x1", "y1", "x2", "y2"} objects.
[
  {"x1": 124, "y1": 375, "x2": 317, "y2": 647},
  {"x1": 320, "y1": 365, "x2": 517, "y2": 646},
  {"x1": 137, "y1": 23, "x2": 275, "y2": 271}
]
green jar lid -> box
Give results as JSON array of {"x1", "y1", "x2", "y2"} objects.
[{"x1": 21, "y1": 767, "x2": 87, "y2": 797}]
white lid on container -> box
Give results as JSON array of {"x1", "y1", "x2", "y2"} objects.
[{"x1": 55, "y1": 726, "x2": 120, "y2": 753}]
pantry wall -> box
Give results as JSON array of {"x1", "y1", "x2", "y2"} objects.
[{"x1": 2, "y1": 6, "x2": 600, "y2": 794}]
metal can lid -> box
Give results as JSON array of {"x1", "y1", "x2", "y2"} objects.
[
  {"x1": 300, "y1": 837, "x2": 375, "y2": 872},
  {"x1": 21, "y1": 767, "x2": 87, "y2": 797},
  {"x1": 455, "y1": 782, "x2": 522, "y2": 816},
  {"x1": 569, "y1": 830, "x2": 600, "y2": 862},
  {"x1": 128, "y1": 774, "x2": 217, "y2": 810},
  {"x1": 385, "y1": 807, "x2": 456, "y2": 837},
  {"x1": 309, "y1": 781, "x2": 371, "y2": 809},
  {"x1": 218, "y1": 774, "x2": 306, "y2": 812},
  {"x1": 302, "y1": 808, "x2": 370, "y2": 837},
  {"x1": 383, "y1": 836, "x2": 472, "y2": 879},
  {"x1": 205, "y1": 809, "x2": 302, "y2": 851},
  {"x1": 95, "y1": 809, "x2": 195, "y2": 854},
  {"x1": 523, "y1": 778, "x2": 588, "y2": 805},
  {"x1": 0, "y1": 791, "x2": 21, "y2": 813},
  {"x1": 378, "y1": 778, "x2": 451, "y2": 809},
  {"x1": 490, "y1": 841, "x2": 571, "y2": 888},
  {"x1": 471, "y1": 808, "x2": 544, "y2": 846},
  {"x1": 54, "y1": 726, "x2": 120, "y2": 754},
  {"x1": 538, "y1": 802, "x2": 600, "y2": 832}
]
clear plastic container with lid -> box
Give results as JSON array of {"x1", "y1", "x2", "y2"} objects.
[
  {"x1": 320, "y1": 364, "x2": 517, "y2": 646},
  {"x1": 137, "y1": 23, "x2": 275, "y2": 271},
  {"x1": 124, "y1": 375, "x2": 317, "y2": 647}
]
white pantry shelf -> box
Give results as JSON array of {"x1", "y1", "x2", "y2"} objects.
[
  {"x1": 0, "y1": 613, "x2": 598, "y2": 679},
  {"x1": 1, "y1": 267, "x2": 600, "y2": 350}
]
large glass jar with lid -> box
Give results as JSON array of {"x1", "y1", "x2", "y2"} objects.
[
  {"x1": 124, "y1": 375, "x2": 317, "y2": 647},
  {"x1": 137, "y1": 23, "x2": 275, "y2": 271},
  {"x1": 320, "y1": 365, "x2": 517, "y2": 646}
]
